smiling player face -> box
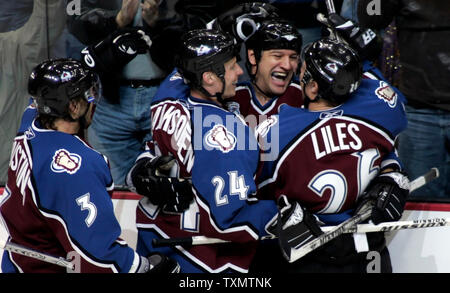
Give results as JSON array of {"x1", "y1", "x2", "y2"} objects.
[
  {"x1": 252, "y1": 49, "x2": 299, "y2": 96},
  {"x1": 221, "y1": 57, "x2": 244, "y2": 99}
]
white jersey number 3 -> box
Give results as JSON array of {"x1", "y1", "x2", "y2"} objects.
[{"x1": 76, "y1": 193, "x2": 97, "y2": 227}]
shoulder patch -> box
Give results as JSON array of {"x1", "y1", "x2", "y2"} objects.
[
  {"x1": 375, "y1": 81, "x2": 398, "y2": 108},
  {"x1": 24, "y1": 127, "x2": 35, "y2": 140},
  {"x1": 255, "y1": 115, "x2": 278, "y2": 138},
  {"x1": 169, "y1": 71, "x2": 183, "y2": 81},
  {"x1": 226, "y1": 101, "x2": 241, "y2": 115},
  {"x1": 205, "y1": 124, "x2": 236, "y2": 153},
  {"x1": 51, "y1": 149, "x2": 82, "y2": 174}
]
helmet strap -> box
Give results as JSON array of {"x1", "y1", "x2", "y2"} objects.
[
  {"x1": 253, "y1": 79, "x2": 276, "y2": 100},
  {"x1": 76, "y1": 100, "x2": 92, "y2": 130},
  {"x1": 197, "y1": 76, "x2": 227, "y2": 107}
]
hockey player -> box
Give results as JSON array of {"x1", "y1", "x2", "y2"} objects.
[
  {"x1": 132, "y1": 29, "x2": 289, "y2": 273},
  {"x1": 151, "y1": 17, "x2": 304, "y2": 123},
  {"x1": 127, "y1": 11, "x2": 304, "y2": 217},
  {"x1": 255, "y1": 38, "x2": 409, "y2": 273},
  {"x1": 226, "y1": 18, "x2": 303, "y2": 128},
  {"x1": 0, "y1": 59, "x2": 178, "y2": 273}
]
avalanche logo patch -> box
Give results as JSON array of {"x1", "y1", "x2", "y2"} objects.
[
  {"x1": 205, "y1": 124, "x2": 236, "y2": 153},
  {"x1": 255, "y1": 115, "x2": 278, "y2": 138},
  {"x1": 226, "y1": 101, "x2": 241, "y2": 115},
  {"x1": 51, "y1": 149, "x2": 82, "y2": 175},
  {"x1": 325, "y1": 62, "x2": 338, "y2": 74},
  {"x1": 60, "y1": 71, "x2": 72, "y2": 82},
  {"x1": 282, "y1": 34, "x2": 297, "y2": 41},
  {"x1": 375, "y1": 81, "x2": 398, "y2": 108}
]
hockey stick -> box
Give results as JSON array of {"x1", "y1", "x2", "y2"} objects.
[
  {"x1": 288, "y1": 167, "x2": 439, "y2": 262},
  {"x1": 0, "y1": 217, "x2": 74, "y2": 270},
  {"x1": 1, "y1": 242, "x2": 75, "y2": 270},
  {"x1": 152, "y1": 168, "x2": 440, "y2": 249},
  {"x1": 325, "y1": 0, "x2": 336, "y2": 14},
  {"x1": 153, "y1": 215, "x2": 450, "y2": 248}
]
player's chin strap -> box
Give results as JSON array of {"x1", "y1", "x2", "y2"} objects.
[
  {"x1": 197, "y1": 77, "x2": 227, "y2": 107},
  {"x1": 78, "y1": 105, "x2": 92, "y2": 130},
  {"x1": 252, "y1": 79, "x2": 277, "y2": 100}
]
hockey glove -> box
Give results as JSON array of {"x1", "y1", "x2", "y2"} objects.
[
  {"x1": 81, "y1": 27, "x2": 152, "y2": 73},
  {"x1": 356, "y1": 171, "x2": 410, "y2": 224},
  {"x1": 208, "y1": 2, "x2": 279, "y2": 42},
  {"x1": 80, "y1": 27, "x2": 152, "y2": 102},
  {"x1": 130, "y1": 156, "x2": 194, "y2": 213},
  {"x1": 267, "y1": 195, "x2": 323, "y2": 261},
  {"x1": 318, "y1": 13, "x2": 382, "y2": 62},
  {"x1": 141, "y1": 253, "x2": 180, "y2": 273}
]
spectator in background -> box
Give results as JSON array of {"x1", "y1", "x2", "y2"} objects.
[
  {"x1": 0, "y1": 0, "x2": 33, "y2": 32},
  {"x1": 68, "y1": 0, "x2": 168, "y2": 185},
  {"x1": 0, "y1": 0, "x2": 66, "y2": 186},
  {"x1": 357, "y1": 0, "x2": 450, "y2": 198}
]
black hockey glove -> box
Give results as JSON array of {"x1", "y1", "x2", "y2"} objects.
[
  {"x1": 81, "y1": 27, "x2": 152, "y2": 73},
  {"x1": 80, "y1": 27, "x2": 152, "y2": 102},
  {"x1": 267, "y1": 195, "x2": 323, "y2": 261},
  {"x1": 130, "y1": 156, "x2": 194, "y2": 213},
  {"x1": 144, "y1": 253, "x2": 180, "y2": 273},
  {"x1": 208, "y1": 2, "x2": 279, "y2": 42},
  {"x1": 356, "y1": 171, "x2": 410, "y2": 224},
  {"x1": 318, "y1": 13, "x2": 382, "y2": 62}
]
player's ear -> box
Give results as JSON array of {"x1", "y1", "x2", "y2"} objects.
[
  {"x1": 202, "y1": 71, "x2": 216, "y2": 86},
  {"x1": 248, "y1": 49, "x2": 257, "y2": 66},
  {"x1": 247, "y1": 49, "x2": 258, "y2": 76},
  {"x1": 310, "y1": 81, "x2": 319, "y2": 95},
  {"x1": 305, "y1": 80, "x2": 319, "y2": 101},
  {"x1": 68, "y1": 98, "x2": 85, "y2": 120}
]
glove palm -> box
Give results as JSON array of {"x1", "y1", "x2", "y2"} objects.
[{"x1": 130, "y1": 156, "x2": 194, "y2": 213}]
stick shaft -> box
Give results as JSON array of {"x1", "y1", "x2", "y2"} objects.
[
  {"x1": 339, "y1": 217, "x2": 450, "y2": 233},
  {"x1": 288, "y1": 209, "x2": 370, "y2": 262},
  {"x1": 325, "y1": 0, "x2": 336, "y2": 14},
  {"x1": 288, "y1": 167, "x2": 439, "y2": 262},
  {"x1": 409, "y1": 167, "x2": 439, "y2": 192},
  {"x1": 3, "y1": 242, "x2": 74, "y2": 270},
  {"x1": 152, "y1": 167, "x2": 440, "y2": 248},
  {"x1": 155, "y1": 217, "x2": 450, "y2": 247}
]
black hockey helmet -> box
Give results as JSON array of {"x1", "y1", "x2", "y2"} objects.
[
  {"x1": 28, "y1": 58, "x2": 99, "y2": 117},
  {"x1": 175, "y1": 28, "x2": 240, "y2": 91},
  {"x1": 302, "y1": 38, "x2": 362, "y2": 105},
  {"x1": 246, "y1": 18, "x2": 302, "y2": 61}
]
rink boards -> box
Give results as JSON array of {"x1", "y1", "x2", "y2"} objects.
[{"x1": 1, "y1": 187, "x2": 450, "y2": 273}]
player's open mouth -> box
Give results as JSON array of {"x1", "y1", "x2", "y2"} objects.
[
  {"x1": 272, "y1": 71, "x2": 288, "y2": 81},
  {"x1": 271, "y1": 71, "x2": 289, "y2": 86}
]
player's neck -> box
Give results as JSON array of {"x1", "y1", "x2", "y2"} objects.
[
  {"x1": 253, "y1": 82, "x2": 273, "y2": 106},
  {"x1": 308, "y1": 100, "x2": 333, "y2": 111},
  {"x1": 53, "y1": 119, "x2": 81, "y2": 135},
  {"x1": 191, "y1": 89, "x2": 222, "y2": 107}
]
